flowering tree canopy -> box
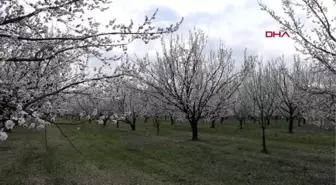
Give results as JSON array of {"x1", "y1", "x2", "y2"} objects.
[
  {"x1": 0, "y1": 0, "x2": 182, "y2": 140},
  {"x1": 131, "y1": 29, "x2": 254, "y2": 140}
]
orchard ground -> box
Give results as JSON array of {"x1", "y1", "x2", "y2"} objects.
[{"x1": 0, "y1": 119, "x2": 335, "y2": 185}]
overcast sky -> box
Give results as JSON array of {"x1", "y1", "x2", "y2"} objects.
[{"x1": 85, "y1": 0, "x2": 335, "y2": 69}]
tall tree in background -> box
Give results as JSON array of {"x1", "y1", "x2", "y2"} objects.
[
  {"x1": 133, "y1": 30, "x2": 253, "y2": 140},
  {"x1": 273, "y1": 56, "x2": 302, "y2": 133},
  {"x1": 245, "y1": 59, "x2": 279, "y2": 153},
  {"x1": 233, "y1": 88, "x2": 251, "y2": 129}
]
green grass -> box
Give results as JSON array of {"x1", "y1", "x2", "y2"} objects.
[{"x1": 0, "y1": 119, "x2": 334, "y2": 185}]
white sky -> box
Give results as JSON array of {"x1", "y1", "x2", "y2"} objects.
[{"x1": 78, "y1": 0, "x2": 336, "y2": 69}]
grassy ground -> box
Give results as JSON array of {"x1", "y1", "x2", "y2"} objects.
[{"x1": 0, "y1": 119, "x2": 335, "y2": 185}]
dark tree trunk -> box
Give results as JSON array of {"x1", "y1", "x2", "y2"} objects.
[
  {"x1": 303, "y1": 118, "x2": 306, "y2": 124},
  {"x1": 298, "y1": 118, "x2": 301, "y2": 127},
  {"x1": 156, "y1": 124, "x2": 160, "y2": 136},
  {"x1": 131, "y1": 124, "x2": 136, "y2": 131},
  {"x1": 44, "y1": 126, "x2": 48, "y2": 151},
  {"x1": 130, "y1": 117, "x2": 136, "y2": 131},
  {"x1": 153, "y1": 117, "x2": 160, "y2": 136},
  {"x1": 239, "y1": 120, "x2": 243, "y2": 129},
  {"x1": 220, "y1": 117, "x2": 224, "y2": 124},
  {"x1": 170, "y1": 116, "x2": 175, "y2": 125},
  {"x1": 288, "y1": 111, "x2": 294, "y2": 134},
  {"x1": 210, "y1": 120, "x2": 215, "y2": 128},
  {"x1": 103, "y1": 117, "x2": 109, "y2": 126},
  {"x1": 144, "y1": 116, "x2": 148, "y2": 123},
  {"x1": 267, "y1": 119, "x2": 270, "y2": 125},
  {"x1": 191, "y1": 121, "x2": 198, "y2": 141},
  {"x1": 261, "y1": 120, "x2": 268, "y2": 154},
  {"x1": 116, "y1": 121, "x2": 119, "y2": 128},
  {"x1": 288, "y1": 117, "x2": 294, "y2": 133},
  {"x1": 261, "y1": 124, "x2": 267, "y2": 153}
]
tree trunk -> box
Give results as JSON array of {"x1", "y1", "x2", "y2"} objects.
[
  {"x1": 303, "y1": 118, "x2": 306, "y2": 124},
  {"x1": 239, "y1": 120, "x2": 243, "y2": 129},
  {"x1": 131, "y1": 117, "x2": 136, "y2": 131},
  {"x1": 220, "y1": 117, "x2": 224, "y2": 124},
  {"x1": 103, "y1": 118, "x2": 108, "y2": 126},
  {"x1": 156, "y1": 124, "x2": 160, "y2": 136},
  {"x1": 267, "y1": 119, "x2": 270, "y2": 125},
  {"x1": 210, "y1": 120, "x2": 215, "y2": 128},
  {"x1": 288, "y1": 117, "x2": 294, "y2": 133},
  {"x1": 261, "y1": 124, "x2": 267, "y2": 153},
  {"x1": 298, "y1": 118, "x2": 301, "y2": 127},
  {"x1": 131, "y1": 124, "x2": 136, "y2": 131},
  {"x1": 44, "y1": 126, "x2": 48, "y2": 151},
  {"x1": 191, "y1": 121, "x2": 198, "y2": 141},
  {"x1": 116, "y1": 121, "x2": 119, "y2": 128},
  {"x1": 144, "y1": 116, "x2": 148, "y2": 123},
  {"x1": 170, "y1": 116, "x2": 175, "y2": 125}
]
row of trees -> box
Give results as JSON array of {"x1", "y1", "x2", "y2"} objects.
[
  {"x1": 0, "y1": 0, "x2": 335, "y2": 153},
  {"x1": 64, "y1": 29, "x2": 334, "y2": 153}
]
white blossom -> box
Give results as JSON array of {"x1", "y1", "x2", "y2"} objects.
[
  {"x1": 18, "y1": 118, "x2": 25, "y2": 126},
  {"x1": 11, "y1": 115, "x2": 18, "y2": 121},
  {"x1": 5, "y1": 120, "x2": 15, "y2": 129},
  {"x1": 32, "y1": 111, "x2": 38, "y2": 117},
  {"x1": 36, "y1": 125, "x2": 45, "y2": 130},
  {"x1": 16, "y1": 103, "x2": 23, "y2": 111},
  {"x1": 28, "y1": 123, "x2": 36, "y2": 129},
  {"x1": 79, "y1": 112, "x2": 85, "y2": 118},
  {"x1": 92, "y1": 109, "x2": 98, "y2": 116},
  {"x1": 0, "y1": 131, "x2": 8, "y2": 141}
]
